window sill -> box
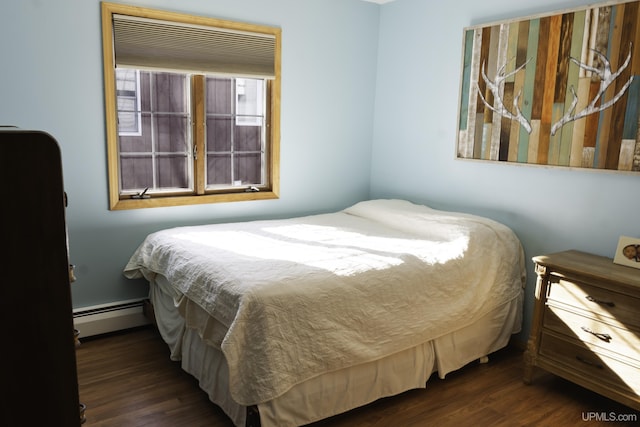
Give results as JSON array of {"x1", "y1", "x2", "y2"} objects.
[{"x1": 109, "y1": 190, "x2": 279, "y2": 210}]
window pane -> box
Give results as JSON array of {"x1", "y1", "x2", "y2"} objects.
[
  {"x1": 207, "y1": 117, "x2": 232, "y2": 151},
  {"x1": 117, "y1": 70, "x2": 192, "y2": 193},
  {"x1": 120, "y1": 155, "x2": 153, "y2": 190},
  {"x1": 235, "y1": 124, "x2": 261, "y2": 151},
  {"x1": 206, "y1": 78, "x2": 233, "y2": 114},
  {"x1": 140, "y1": 72, "x2": 151, "y2": 110},
  {"x1": 155, "y1": 114, "x2": 189, "y2": 153},
  {"x1": 204, "y1": 76, "x2": 265, "y2": 189},
  {"x1": 207, "y1": 153, "x2": 231, "y2": 185},
  {"x1": 152, "y1": 73, "x2": 188, "y2": 113},
  {"x1": 119, "y1": 113, "x2": 153, "y2": 153},
  {"x1": 235, "y1": 153, "x2": 262, "y2": 184},
  {"x1": 117, "y1": 97, "x2": 138, "y2": 132},
  {"x1": 235, "y1": 79, "x2": 263, "y2": 126},
  {"x1": 116, "y1": 69, "x2": 141, "y2": 135},
  {"x1": 157, "y1": 155, "x2": 189, "y2": 188}
]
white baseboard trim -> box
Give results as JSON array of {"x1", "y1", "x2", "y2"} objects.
[{"x1": 73, "y1": 299, "x2": 150, "y2": 338}]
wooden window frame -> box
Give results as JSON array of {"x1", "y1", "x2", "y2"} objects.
[{"x1": 101, "y1": 2, "x2": 281, "y2": 210}]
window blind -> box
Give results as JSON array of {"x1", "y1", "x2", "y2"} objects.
[{"x1": 112, "y1": 14, "x2": 276, "y2": 78}]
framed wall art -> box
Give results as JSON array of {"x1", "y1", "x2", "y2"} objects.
[
  {"x1": 613, "y1": 235, "x2": 640, "y2": 268},
  {"x1": 456, "y1": 0, "x2": 640, "y2": 173}
]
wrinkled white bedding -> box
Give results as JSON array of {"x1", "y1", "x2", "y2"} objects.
[{"x1": 124, "y1": 199, "x2": 525, "y2": 406}]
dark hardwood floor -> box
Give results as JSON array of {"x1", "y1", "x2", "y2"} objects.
[{"x1": 76, "y1": 326, "x2": 639, "y2": 427}]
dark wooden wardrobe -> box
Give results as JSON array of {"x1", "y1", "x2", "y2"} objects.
[{"x1": 0, "y1": 129, "x2": 82, "y2": 426}]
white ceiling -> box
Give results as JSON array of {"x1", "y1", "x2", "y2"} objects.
[{"x1": 361, "y1": 0, "x2": 396, "y2": 4}]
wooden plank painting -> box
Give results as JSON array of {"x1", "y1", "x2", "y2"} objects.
[{"x1": 456, "y1": 0, "x2": 640, "y2": 173}]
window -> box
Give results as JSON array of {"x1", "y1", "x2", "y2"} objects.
[{"x1": 101, "y1": 2, "x2": 281, "y2": 210}]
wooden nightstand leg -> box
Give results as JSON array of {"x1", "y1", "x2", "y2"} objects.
[
  {"x1": 523, "y1": 341, "x2": 536, "y2": 384},
  {"x1": 523, "y1": 264, "x2": 548, "y2": 385}
]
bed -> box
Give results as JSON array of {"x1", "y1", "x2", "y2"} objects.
[{"x1": 124, "y1": 199, "x2": 526, "y2": 426}]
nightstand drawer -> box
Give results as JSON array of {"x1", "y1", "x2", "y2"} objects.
[
  {"x1": 547, "y1": 276, "x2": 640, "y2": 328},
  {"x1": 539, "y1": 332, "x2": 640, "y2": 395},
  {"x1": 543, "y1": 305, "x2": 640, "y2": 356}
]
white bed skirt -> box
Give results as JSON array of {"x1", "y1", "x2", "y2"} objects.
[{"x1": 150, "y1": 274, "x2": 522, "y2": 427}]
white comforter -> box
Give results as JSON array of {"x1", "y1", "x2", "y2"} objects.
[{"x1": 124, "y1": 199, "x2": 525, "y2": 406}]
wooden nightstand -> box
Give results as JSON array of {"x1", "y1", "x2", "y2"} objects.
[{"x1": 523, "y1": 250, "x2": 640, "y2": 410}]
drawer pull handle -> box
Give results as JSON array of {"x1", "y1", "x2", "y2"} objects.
[
  {"x1": 585, "y1": 295, "x2": 615, "y2": 307},
  {"x1": 580, "y1": 326, "x2": 612, "y2": 342},
  {"x1": 575, "y1": 355, "x2": 604, "y2": 369}
]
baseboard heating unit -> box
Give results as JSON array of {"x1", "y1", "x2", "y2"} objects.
[{"x1": 73, "y1": 299, "x2": 150, "y2": 338}]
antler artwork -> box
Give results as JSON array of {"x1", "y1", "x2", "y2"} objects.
[
  {"x1": 478, "y1": 58, "x2": 532, "y2": 134},
  {"x1": 551, "y1": 45, "x2": 633, "y2": 135},
  {"x1": 478, "y1": 44, "x2": 633, "y2": 136}
]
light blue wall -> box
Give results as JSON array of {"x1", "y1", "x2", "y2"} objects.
[
  {"x1": 1, "y1": 0, "x2": 379, "y2": 307},
  {"x1": 372, "y1": 0, "x2": 640, "y2": 342},
  {"x1": 3, "y1": 0, "x2": 637, "y2": 345}
]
